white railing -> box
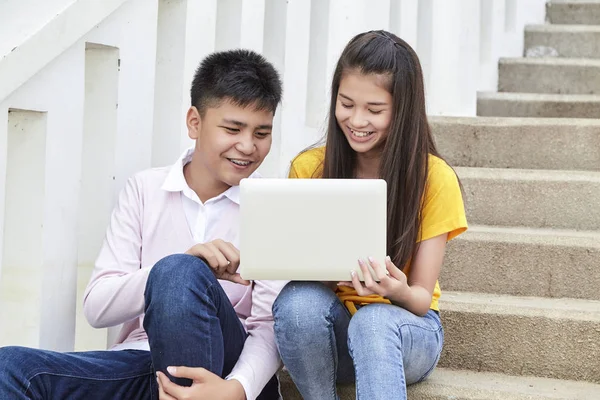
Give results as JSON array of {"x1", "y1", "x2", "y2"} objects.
[{"x1": 0, "y1": 0, "x2": 546, "y2": 352}]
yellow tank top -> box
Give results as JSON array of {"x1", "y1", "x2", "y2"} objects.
[{"x1": 288, "y1": 147, "x2": 467, "y2": 314}]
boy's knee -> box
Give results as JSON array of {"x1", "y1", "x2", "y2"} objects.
[
  {"x1": 145, "y1": 254, "x2": 218, "y2": 310},
  {"x1": 148, "y1": 254, "x2": 215, "y2": 289},
  {"x1": 150, "y1": 254, "x2": 200, "y2": 278},
  {"x1": 0, "y1": 346, "x2": 33, "y2": 370}
]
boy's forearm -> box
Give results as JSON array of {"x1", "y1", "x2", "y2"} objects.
[{"x1": 83, "y1": 266, "x2": 151, "y2": 328}]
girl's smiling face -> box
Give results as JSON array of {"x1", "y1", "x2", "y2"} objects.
[{"x1": 335, "y1": 71, "x2": 393, "y2": 158}]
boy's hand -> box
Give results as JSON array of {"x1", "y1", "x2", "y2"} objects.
[
  {"x1": 157, "y1": 368, "x2": 246, "y2": 400},
  {"x1": 185, "y1": 240, "x2": 250, "y2": 285}
]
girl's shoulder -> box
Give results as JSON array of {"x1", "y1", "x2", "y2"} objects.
[
  {"x1": 424, "y1": 154, "x2": 463, "y2": 210},
  {"x1": 422, "y1": 154, "x2": 468, "y2": 242},
  {"x1": 289, "y1": 147, "x2": 325, "y2": 178},
  {"x1": 427, "y1": 154, "x2": 458, "y2": 184}
]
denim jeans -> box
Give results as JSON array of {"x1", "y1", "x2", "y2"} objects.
[
  {"x1": 273, "y1": 281, "x2": 443, "y2": 400},
  {"x1": 0, "y1": 254, "x2": 279, "y2": 399}
]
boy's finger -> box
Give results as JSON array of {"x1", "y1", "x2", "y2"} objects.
[
  {"x1": 225, "y1": 272, "x2": 251, "y2": 286},
  {"x1": 205, "y1": 242, "x2": 229, "y2": 275},
  {"x1": 216, "y1": 241, "x2": 241, "y2": 274}
]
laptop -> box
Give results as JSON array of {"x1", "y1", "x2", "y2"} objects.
[{"x1": 239, "y1": 178, "x2": 387, "y2": 281}]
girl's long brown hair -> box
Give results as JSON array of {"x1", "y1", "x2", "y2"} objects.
[{"x1": 322, "y1": 30, "x2": 442, "y2": 270}]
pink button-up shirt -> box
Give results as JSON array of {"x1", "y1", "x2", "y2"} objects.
[{"x1": 83, "y1": 149, "x2": 287, "y2": 400}]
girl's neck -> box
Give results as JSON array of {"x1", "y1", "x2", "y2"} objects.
[{"x1": 355, "y1": 152, "x2": 380, "y2": 179}]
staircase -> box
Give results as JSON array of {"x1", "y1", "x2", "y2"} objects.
[
  {"x1": 479, "y1": 1, "x2": 600, "y2": 118},
  {"x1": 280, "y1": 1, "x2": 600, "y2": 398}
]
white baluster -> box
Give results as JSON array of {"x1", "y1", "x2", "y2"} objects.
[
  {"x1": 179, "y1": 0, "x2": 218, "y2": 154},
  {"x1": 276, "y1": 0, "x2": 314, "y2": 177},
  {"x1": 479, "y1": 0, "x2": 506, "y2": 92},
  {"x1": 417, "y1": 0, "x2": 481, "y2": 116},
  {"x1": 0, "y1": 42, "x2": 86, "y2": 352},
  {"x1": 75, "y1": 43, "x2": 120, "y2": 352},
  {"x1": 152, "y1": 0, "x2": 189, "y2": 168},
  {"x1": 83, "y1": 0, "x2": 159, "y2": 349},
  {"x1": 390, "y1": 0, "x2": 419, "y2": 50}
]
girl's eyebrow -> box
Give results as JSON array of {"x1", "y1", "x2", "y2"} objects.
[{"x1": 338, "y1": 92, "x2": 388, "y2": 106}]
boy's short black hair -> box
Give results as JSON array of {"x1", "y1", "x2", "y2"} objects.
[{"x1": 191, "y1": 49, "x2": 283, "y2": 115}]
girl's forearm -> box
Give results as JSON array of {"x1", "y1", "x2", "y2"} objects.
[{"x1": 388, "y1": 285, "x2": 432, "y2": 317}]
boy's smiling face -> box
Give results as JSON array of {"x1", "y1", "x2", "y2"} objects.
[{"x1": 187, "y1": 99, "x2": 274, "y2": 195}]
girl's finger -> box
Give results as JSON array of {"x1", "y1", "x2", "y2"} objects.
[
  {"x1": 368, "y1": 256, "x2": 390, "y2": 281},
  {"x1": 385, "y1": 256, "x2": 405, "y2": 281},
  {"x1": 351, "y1": 270, "x2": 372, "y2": 296},
  {"x1": 359, "y1": 259, "x2": 381, "y2": 293}
]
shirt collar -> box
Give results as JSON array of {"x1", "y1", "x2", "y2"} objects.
[
  {"x1": 161, "y1": 147, "x2": 194, "y2": 193},
  {"x1": 161, "y1": 147, "x2": 261, "y2": 205}
]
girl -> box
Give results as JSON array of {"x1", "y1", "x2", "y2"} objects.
[{"x1": 272, "y1": 30, "x2": 467, "y2": 400}]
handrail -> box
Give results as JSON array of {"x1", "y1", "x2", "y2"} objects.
[{"x1": 0, "y1": 0, "x2": 129, "y2": 102}]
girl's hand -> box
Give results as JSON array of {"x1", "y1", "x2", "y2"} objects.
[
  {"x1": 157, "y1": 367, "x2": 246, "y2": 400},
  {"x1": 340, "y1": 256, "x2": 410, "y2": 302}
]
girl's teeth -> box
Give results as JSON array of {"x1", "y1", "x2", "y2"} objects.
[{"x1": 351, "y1": 129, "x2": 373, "y2": 137}]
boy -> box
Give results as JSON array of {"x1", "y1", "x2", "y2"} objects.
[{"x1": 0, "y1": 49, "x2": 285, "y2": 400}]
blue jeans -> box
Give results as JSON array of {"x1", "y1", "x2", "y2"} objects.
[
  {"x1": 273, "y1": 282, "x2": 443, "y2": 400},
  {"x1": 0, "y1": 254, "x2": 279, "y2": 399}
]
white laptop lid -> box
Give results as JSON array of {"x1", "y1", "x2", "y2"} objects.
[{"x1": 239, "y1": 178, "x2": 387, "y2": 281}]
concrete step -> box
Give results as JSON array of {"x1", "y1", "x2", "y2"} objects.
[
  {"x1": 525, "y1": 24, "x2": 600, "y2": 59},
  {"x1": 477, "y1": 91, "x2": 600, "y2": 119},
  {"x1": 442, "y1": 225, "x2": 600, "y2": 300},
  {"x1": 439, "y1": 292, "x2": 600, "y2": 383},
  {"x1": 547, "y1": 0, "x2": 600, "y2": 25},
  {"x1": 498, "y1": 57, "x2": 600, "y2": 94},
  {"x1": 457, "y1": 167, "x2": 600, "y2": 230},
  {"x1": 410, "y1": 369, "x2": 600, "y2": 400},
  {"x1": 280, "y1": 366, "x2": 600, "y2": 399},
  {"x1": 431, "y1": 116, "x2": 600, "y2": 171}
]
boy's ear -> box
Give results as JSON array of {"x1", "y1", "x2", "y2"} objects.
[{"x1": 187, "y1": 106, "x2": 202, "y2": 140}]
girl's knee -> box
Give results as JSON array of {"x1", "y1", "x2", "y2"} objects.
[
  {"x1": 274, "y1": 282, "x2": 336, "y2": 316},
  {"x1": 348, "y1": 304, "x2": 417, "y2": 349},
  {"x1": 273, "y1": 282, "x2": 340, "y2": 332},
  {"x1": 349, "y1": 304, "x2": 398, "y2": 330}
]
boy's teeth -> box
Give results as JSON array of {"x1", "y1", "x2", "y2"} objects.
[{"x1": 230, "y1": 159, "x2": 250, "y2": 166}]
